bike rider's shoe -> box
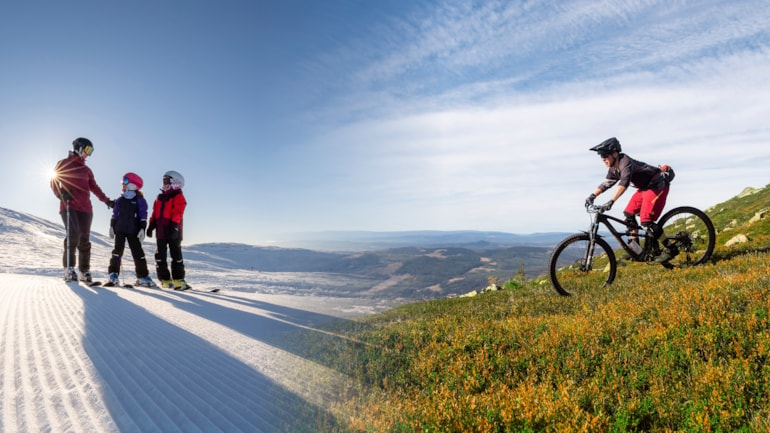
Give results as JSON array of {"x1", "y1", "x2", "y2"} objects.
[
  {"x1": 655, "y1": 245, "x2": 679, "y2": 263},
  {"x1": 65, "y1": 267, "x2": 78, "y2": 282},
  {"x1": 79, "y1": 270, "x2": 93, "y2": 283}
]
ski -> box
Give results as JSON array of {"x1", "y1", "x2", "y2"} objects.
[
  {"x1": 192, "y1": 288, "x2": 220, "y2": 293},
  {"x1": 66, "y1": 279, "x2": 102, "y2": 287},
  {"x1": 188, "y1": 288, "x2": 220, "y2": 293},
  {"x1": 102, "y1": 280, "x2": 156, "y2": 289},
  {"x1": 169, "y1": 284, "x2": 220, "y2": 293},
  {"x1": 96, "y1": 280, "x2": 219, "y2": 293}
]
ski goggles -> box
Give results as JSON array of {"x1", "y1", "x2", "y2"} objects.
[
  {"x1": 82, "y1": 144, "x2": 94, "y2": 156},
  {"x1": 122, "y1": 176, "x2": 131, "y2": 185}
]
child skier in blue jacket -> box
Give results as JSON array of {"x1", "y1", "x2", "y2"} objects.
[{"x1": 106, "y1": 172, "x2": 153, "y2": 287}]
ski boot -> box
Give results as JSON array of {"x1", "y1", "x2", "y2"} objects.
[
  {"x1": 160, "y1": 280, "x2": 175, "y2": 289},
  {"x1": 135, "y1": 277, "x2": 154, "y2": 288},
  {"x1": 65, "y1": 267, "x2": 78, "y2": 282},
  {"x1": 173, "y1": 279, "x2": 190, "y2": 291},
  {"x1": 104, "y1": 273, "x2": 121, "y2": 287},
  {"x1": 79, "y1": 270, "x2": 93, "y2": 283}
]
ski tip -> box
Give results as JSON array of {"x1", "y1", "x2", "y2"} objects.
[{"x1": 209, "y1": 288, "x2": 220, "y2": 293}]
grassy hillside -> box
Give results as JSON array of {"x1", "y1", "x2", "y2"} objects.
[{"x1": 308, "y1": 184, "x2": 770, "y2": 432}]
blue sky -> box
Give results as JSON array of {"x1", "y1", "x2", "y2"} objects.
[{"x1": 2, "y1": 0, "x2": 769, "y2": 246}]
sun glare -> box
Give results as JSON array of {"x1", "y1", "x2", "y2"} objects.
[{"x1": 44, "y1": 159, "x2": 60, "y2": 184}]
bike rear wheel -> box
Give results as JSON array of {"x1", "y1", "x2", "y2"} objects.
[
  {"x1": 657, "y1": 206, "x2": 715, "y2": 267},
  {"x1": 549, "y1": 233, "x2": 617, "y2": 296}
]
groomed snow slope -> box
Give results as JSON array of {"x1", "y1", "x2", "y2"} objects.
[{"x1": 0, "y1": 273, "x2": 366, "y2": 432}]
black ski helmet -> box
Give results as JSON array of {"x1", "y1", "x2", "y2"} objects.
[
  {"x1": 72, "y1": 137, "x2": 94, "y2": 156},
  {"x1": 590, "y1": 137, "x2": 622, "y2": 154}
]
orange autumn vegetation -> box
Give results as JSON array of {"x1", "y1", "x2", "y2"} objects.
[{"x1": 309, "y1": 184, "x2": 770, "y2": 432}]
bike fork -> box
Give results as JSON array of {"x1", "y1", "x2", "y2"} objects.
[{"x1": 583, "y1": 222, "x2": 600, "y2": 270}]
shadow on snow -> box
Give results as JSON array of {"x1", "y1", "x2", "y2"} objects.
[{"x1": 72, "y1": 285, "x2": 337, "y2": 433}]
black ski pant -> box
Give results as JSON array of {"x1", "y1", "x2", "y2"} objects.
[
  {"x1": 60, "y1": 209, "x2": 93, "y2": 272},
  {"x1": 155, "y1": 238, "x2": 185, "y2": 281},
  {"x1": 109, "y1": 233, "x2": 149, "y2": 278}
]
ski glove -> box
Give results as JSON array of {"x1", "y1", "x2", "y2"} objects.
[
  {"x1": 585, "y1": 193, "x2": 596, "y2": 208},
  {"x1": 138, "y1": 221, "x2": 147, "y2": 242},
  {"x1": 60, "y1": 190, "x2": 73, "y2": 202},
  {"x1": 107, "y1": 199, "x2": 115, "y2": 209},
  {"x1": 109, "y1": 219, "x2": 116, "y2": 239},
  {"x1": 169, "y1": 222, "x2": 180, "y2": 240},
  {"x1": 599, "y1": 199, "x2": 614, "y2": 212},
  {"x1": 146, "y1": 221, "x2": 155, "y2": 238}
]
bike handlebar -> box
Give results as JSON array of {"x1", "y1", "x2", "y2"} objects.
[{"x1": 585, "y1": 203, "x2": 605, "y2": 214}]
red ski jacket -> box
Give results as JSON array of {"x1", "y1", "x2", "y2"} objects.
[
  {"x1": 149, "y1": 190, "x2": 187, "y2": 240},
  {"x1": 50, "y1": 152, "x2": 110, "y2": 213}
]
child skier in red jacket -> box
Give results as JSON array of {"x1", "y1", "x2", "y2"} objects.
[{"x1": 146, "y1": 171, "x2": 188, "y2": 290}]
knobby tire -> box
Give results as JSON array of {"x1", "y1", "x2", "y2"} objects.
[
  {"x1": 549, "y1": 233, "x2": 617, "y2": 296},
  {"x1": 657, "y1": 206, "x2": 715, "y2": 267}
]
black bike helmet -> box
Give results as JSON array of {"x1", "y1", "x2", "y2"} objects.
[
  {"x1": 72, "y1": 137, "x2": 94, "y2": 156},
  {"x1": 590, "y1": 137, "x2": 621, "y2": 154}
]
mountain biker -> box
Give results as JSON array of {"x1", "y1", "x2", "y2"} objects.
[{"x1": 585, "y1": 137, "x2": 676, "y2": 262}]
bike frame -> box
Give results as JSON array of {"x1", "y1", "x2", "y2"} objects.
[
  {"x1": 551, "y1": 203, "x2": 714, "y2": 296},
  {"x1": 584, "y1": 205, "x2": 650, "y2": 263}
]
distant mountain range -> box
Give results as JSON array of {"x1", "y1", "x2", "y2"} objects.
[
  {"x1": 277, "y1": 230, "x2": 567, "y2": 251},
  {"x1": 183, "y1": 242, "x2": 555, "y2": 298},
  {"x1": 0, "y1": 206, "x2": 565, "y2": 299}
]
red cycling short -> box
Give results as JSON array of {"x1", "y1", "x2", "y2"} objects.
[{"x1": 624, "y1": 187, "x2": 669, "y2": 224}]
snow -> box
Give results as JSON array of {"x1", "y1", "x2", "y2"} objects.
[{"x1": 0, "y1": 207, "x2": 398, "y2": 432}]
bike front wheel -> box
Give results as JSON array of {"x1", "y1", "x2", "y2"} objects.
[
  {"x1": 657, "y1": 206, "x2": 715, "y2": 267},
  {"x1": 549, "y1": 233, "x2": 617, "y2": 296}
]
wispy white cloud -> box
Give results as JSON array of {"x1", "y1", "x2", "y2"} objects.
[
  {"x1": 325, "y1": 0, "x2": 770, "y2": 103},
  {"x1": 300, "y1": 36, "x2": 770, "y2": 232},
  {"x1": 6, "y1": 0, "x2": 769, "y2": 243}
]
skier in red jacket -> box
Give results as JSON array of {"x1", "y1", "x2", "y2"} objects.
[
  {"x1": 147, "y1": 170, "x2": 188, "y2": 290},
  {"x1": 50, "y1": 137, "x2": 113, "y2": 282}
]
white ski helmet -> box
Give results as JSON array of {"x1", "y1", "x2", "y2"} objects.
[{"x1": 163, "y1": 170, "x2": 185, "y2": 190}]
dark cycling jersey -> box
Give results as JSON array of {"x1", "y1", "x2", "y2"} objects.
[{"x1": 596, "y1": 153, "x2": 662, "y2": 192}]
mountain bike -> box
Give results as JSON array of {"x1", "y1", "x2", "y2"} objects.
[{"x1": 548, "y1": 204, "x2": 715, "y2": 296}]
